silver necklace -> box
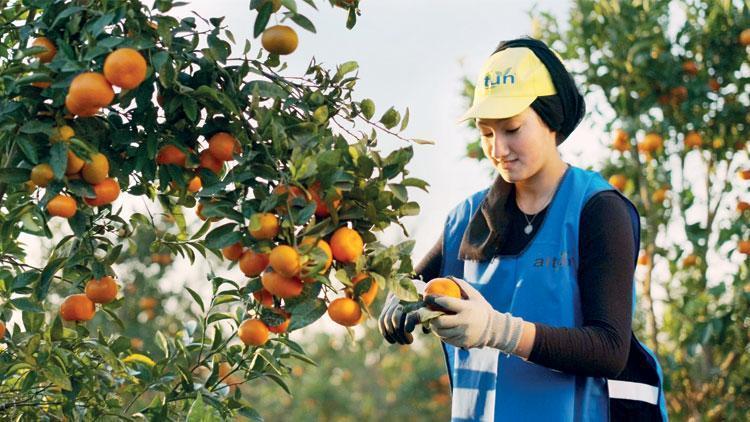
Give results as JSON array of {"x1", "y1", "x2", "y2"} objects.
[{"x1": 518, "y1": 171, "x2": 565, "y2": 235}]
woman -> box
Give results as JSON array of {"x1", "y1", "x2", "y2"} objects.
[{"x1": 378, "y1": 38, "x2": 668, "y2": 421}]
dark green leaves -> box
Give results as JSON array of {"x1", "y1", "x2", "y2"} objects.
[{"x1": 204, "y1": 223, "x2": 242, "y2": 249}]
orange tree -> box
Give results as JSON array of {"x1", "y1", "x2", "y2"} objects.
[
  {"x1": 462, "y1": 1, "x2": 748, "y2": 419},
  {"x1": 0, "y1": 0, "x2": 429, "y2": 418}
]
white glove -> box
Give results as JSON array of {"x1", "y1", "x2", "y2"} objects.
[{"x1": 421, "y1": 277, "x2": 525, "y2": 353}]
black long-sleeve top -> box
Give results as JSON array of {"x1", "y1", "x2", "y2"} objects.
[{"x1": 415, "y1": 189, "x2": 635, "y2": 378}]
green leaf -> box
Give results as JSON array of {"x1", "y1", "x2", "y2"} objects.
[
  {"x1": 264, "y1": 373, "x2": 292, "y2": 395},
  {"x1": 245, "y1": 80, "x2": 289, "y2": 98},
  {"x1": 156, "y1": 331, "x2": 169, "y2": 357},
  {"x1": 204, "y1": 223, "x2": 242, "y2": 249},
  {"x1": 186, "y1": 287, "x2": 205, "y2": 313},
  {"x1": 286, "y1": 298, "x2": 327, "y2": 331},
  {"x1": 334, "y1": 61, "x2": 358, "y2": 82},
  {"x1": 401, "y1": 177, "x2": 430, "y2": 191},
  {"x1": 37, "y1": 257, "x2": 66, "y2": 301},
  {"x1": 254, "y1": 2, "x2": 274, "y2": 38},
  {"x1": 187, "y1": 393, "x2": 222, "y2": 421},
  {"x1": 379, "y1": 107, "x2": 401, "y2": 129},
  {"x1": 399, "y1": 107, "x2": 410, "y2": 131},
  {"x1": 0, "y1": 168, "x2": 31, "y2": 183},
  {"x1": 290, "y1": 13, "x2": 316, "y2": 33},
  {"x1": 360, "y1": 98, "x2": 375, "y2": 120},
  {"x1": 399, "y1": 202, "x2": 420, "y2": 216},
  {"x1": 207, "y1": 312, "x2": 234, "y2": 325},
  {"x1": 11, "y1": 297, "x2": 44, "y2": 313}
]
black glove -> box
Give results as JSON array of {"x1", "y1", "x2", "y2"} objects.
[{"x1": 377, "y1": 280, "x2": 430, "y2": 345}]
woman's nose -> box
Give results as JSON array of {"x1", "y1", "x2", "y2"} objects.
[{"x1": 493, "y1": 135, "x2": 510, "y2": 158}]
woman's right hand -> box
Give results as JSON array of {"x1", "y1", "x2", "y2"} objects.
[{"x1": 377, "y1": 279, "x2": 428, "y2": 345}]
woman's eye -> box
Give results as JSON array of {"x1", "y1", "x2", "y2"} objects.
[
  {"x1": 506, "y1": 126, "x2": 520, "y2": 134},
  {"x1": 481, "y1": 132, "x2": 493, "y2": 138}
]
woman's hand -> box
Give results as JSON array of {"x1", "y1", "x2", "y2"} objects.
[
  {"x1": 424, "y1": 277, "x2": 525, "y2": 353},
  {"x1": 377, "y1": 279, "x2": 429, "y2": 345}
]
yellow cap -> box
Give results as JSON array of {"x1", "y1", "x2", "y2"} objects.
[{"x1": 459, "y1": 47, "x2": 557, "y2": 122}]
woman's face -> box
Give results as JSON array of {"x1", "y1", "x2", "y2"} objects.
[{"x1": 477, "y1": 107, "x2": 557, "y2": 183}]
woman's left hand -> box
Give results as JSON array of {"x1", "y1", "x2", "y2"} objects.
[{"x1": 425, "y1": 277, "x2": 524, "y2": 353}]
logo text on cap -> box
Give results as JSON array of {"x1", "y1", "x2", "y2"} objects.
[{"x1": 484, "y1": 67, "x2": 516, "y2": 89}]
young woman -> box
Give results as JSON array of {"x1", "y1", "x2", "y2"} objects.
[{"x1": 378, "y1": 38, "x2": 668, "y2": 421}]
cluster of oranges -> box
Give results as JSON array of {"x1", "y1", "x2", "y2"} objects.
[
  {"x1": 209, "y1": 182, "x2": 382, "y2": 347},
  {"x1": 59, "y1": 276, "x2": 119, "y2": 322},
  {"x1": 29, "y1": 40, "x2": 149, "y2": 220},
  {"x1": 232, "y1": 220, "x2": 378, "y2": 347},
  {"x1": 156, "y1": 131, "x2": 241, "y2": 196}
]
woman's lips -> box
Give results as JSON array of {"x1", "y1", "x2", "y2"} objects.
[{"x1": 500, "y1": 159, "x2": 518, "y2": 169}]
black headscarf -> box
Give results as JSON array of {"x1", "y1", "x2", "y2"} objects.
[{"x1": 493, "y1": 38, "x2": 585, "y2": 144}]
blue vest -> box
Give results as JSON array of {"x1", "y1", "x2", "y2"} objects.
[{"x1": 438, "y1": 166, "x2": 668, "y2": 421}]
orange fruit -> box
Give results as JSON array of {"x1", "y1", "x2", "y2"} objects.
[
  {"x1": 670, "y1": 86, "x2": 688, "y2": 103},
  {"x1": 30, "y1": 163, "x2": 54, "y2": 187},
  {"x1": 82, "y1": 152, "x2": 110, "y2": 184},
  {"x1": 267, "y1": 308, "x2": 291, "y2": 334},
  {"x1": 739, "y1": 169, "x2": 750, "y2": 181},
  {"x1": 737, "y1": 201, "x2": 750, "y2": 212},
  {"x1": 684, "y1": 132, "x2": 702, "y2": 149},
  {"x1": 32, "y1": 80, "x2": 51, "y2": 89},
  {"x1": 103, "y1": 48, "x2": 147, "y2": 89},
  {"x1": 424, "y1": 277, "x2": 462, "y2": 311},
  {"x1": 84, "y1": 275, "x2": 119, "y2": 304},
  {"x1": 84, "y1": 178, "x2": 120, "y2": 207},
  {"x1": 66, "y1": 151, "x2": 85, "y2": 174},
  {"x1": 238, "y1": 319, "x2": 269, "y2": 346},
  {"x1": 261, "y1": 25, "x2": 298, "y2": 55},
  {"x1": 261, "y1": 270, "x2": 303, "y2": 299},
  {"x1": 269, "y1": 245, "x2": 301, "y2": 277},
  {"x1": 608, "y1": 174, "x2": 627, "y2": 191},
  {"x1": 249, "y1": 212, "x2": 279, "y2": 240},
  {"x1": 139, "y1": 297, "x2": 158, "y2": 310},
  {"x1": 327, "y1": 297, "x2": 361, "y2": 327},
  {"x1": 130, "y1": 338, "x2": 144, "y2": 350},
  {"x1": 637, "y1": 254, "x2": 650, "y2": 266},
  {"x1": 350, "y1": 273, "x2": 378, "y2": 306},
  {"x1": 222, "y1": 242, "x2": 244, "y2": 261},
  {"x1": 681, "y1": 60, "x2": 698, "y2": 76},
  {"x1": 239, "y1": 250, "x2": 270, "y2": 277},
  {"x1": 272, "y1": 185, "x2": 309, "y2": 213},
  {"x1": 188, "y1": 175, "x2": 202, "y2": 193},
  {"x1": 199, "y1": 150, "x2": 223, "y2": 174},
  {"x1": 156, "y1": 145, "x2": 187, "y2": 166},
  {"x1": 0, "y1": 320, "x2": 5, "y2": 339},
  {"x1": 65, "y1": 94, "x2": 100, "y2": 117},
  {"x1": 60, "y1": 294, "x2": 96, "y2": 322},
  {"x1": 309, "y1": 181, "x2": 342, "y2": 217},
  {"x1": 50, "y1": 125, "x2": 75, "y2": 143},
  {"x1": 47, "y1": 194, "x2": 77, "y2": 218},
  {"x1": 638, "y1": 133, "x2": 663, "y2": 153},
  {"x1": 682, "y1": 254, "x2": 698, "y2": 267},
  {"x1": 612, "y1": 129, "x2": 630, "y2": 152},
  {"x1": 68, "y1": 72, "x2": 114, "y2": 110},
  {"x1": 651, "y1": 188, "x2": 667, "y2": 204},
  {"x1": 708, "y1": 78, "x2": 721, "y2": 92},
  {"x1": 207, "y1": 132, "x2": 240, "y2": 161},
  {"x1": 739, "y1": 240, "x2": 750, "y2": 255},
  {"x1": 32, "y1": 37, "x2": 56, "y2": 63},
  {"x1": 740, "y1": 28, "x2": 750, "y2": 46},
  {"x1": 330, "y1": 227, "x2": 363, "y2": 264},
  {"x1": 252, "y1": 288, "x2": 274, "y2": 307},
  {"x1": 300, "y1": 237, "x2": 333, "y2": 273}
]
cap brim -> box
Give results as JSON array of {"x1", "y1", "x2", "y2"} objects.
[{"x1": 457, "y1": 95, "x2": 537, "y2": 123}]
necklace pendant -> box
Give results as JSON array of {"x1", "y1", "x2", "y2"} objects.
[{"x1": 524, "y1": 224, "x2": 533, "y2": 234}]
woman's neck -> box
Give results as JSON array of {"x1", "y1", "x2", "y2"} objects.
[{"x1": 514, "y1": 156, "x2": 569, "y2": 214}]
